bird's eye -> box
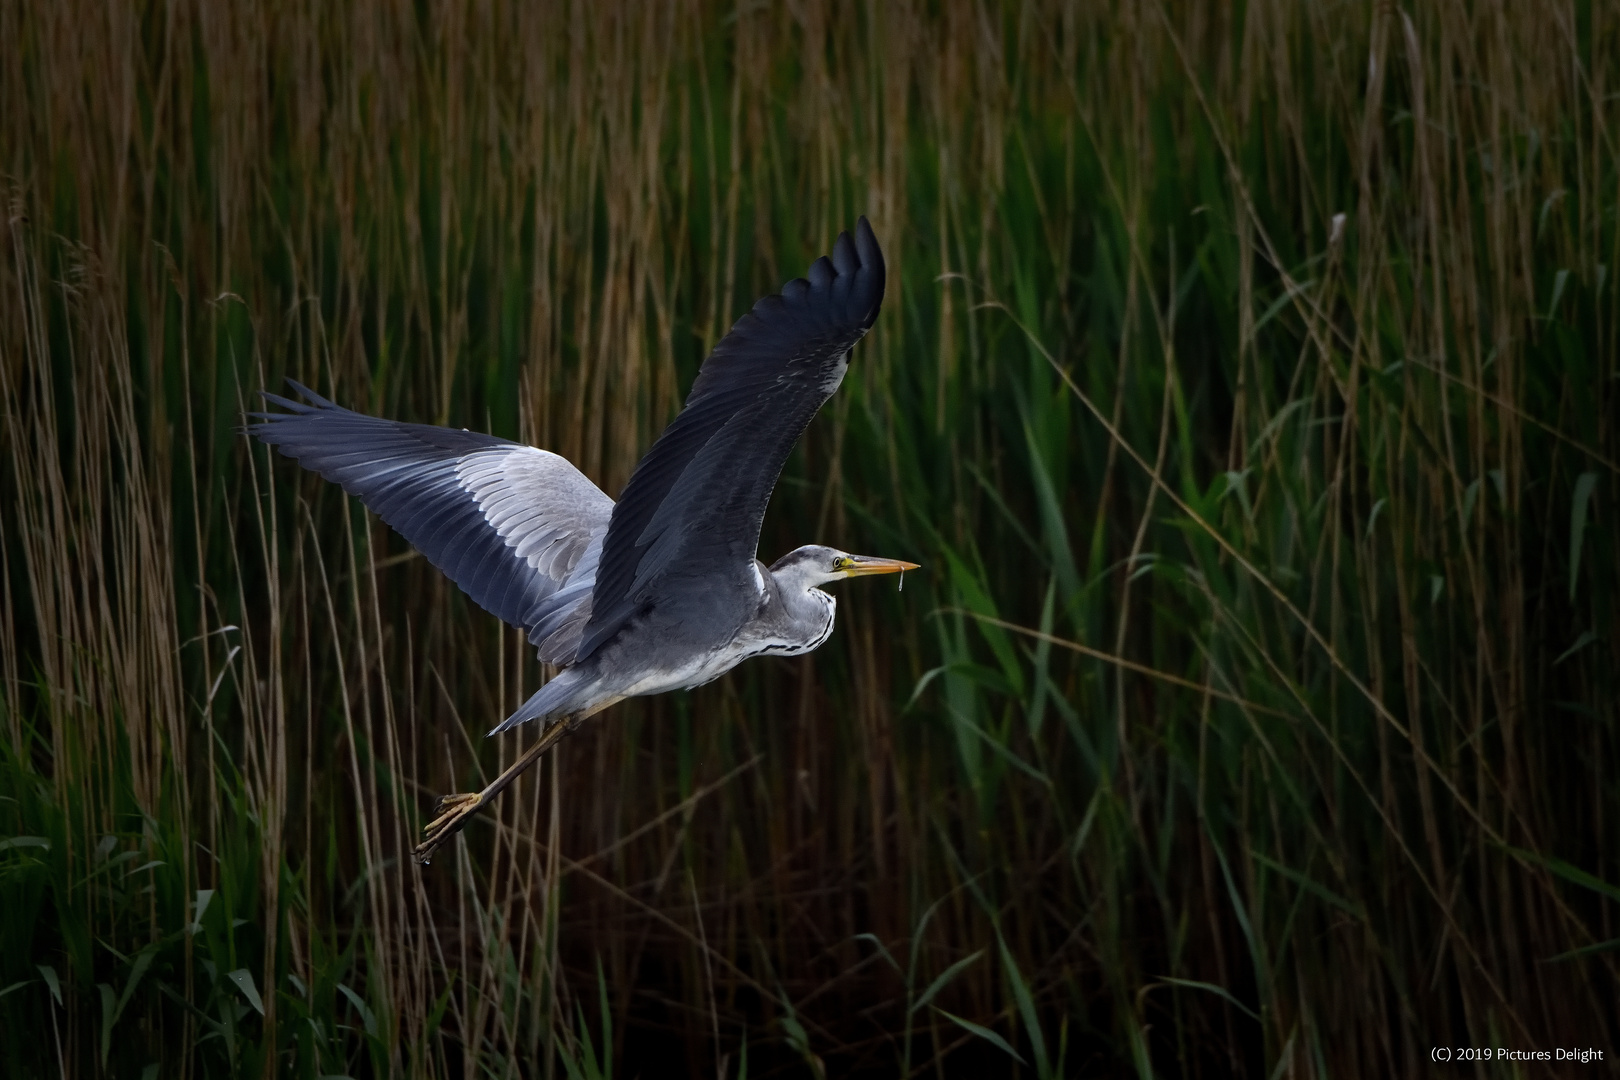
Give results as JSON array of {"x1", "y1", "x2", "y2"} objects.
[{"x1": 833, "y1": 556, "x2": 851, "y2": 570}]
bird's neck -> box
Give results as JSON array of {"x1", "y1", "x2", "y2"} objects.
[{"x1": 757, "y1": 568, "x2": 837, "y2": 655}]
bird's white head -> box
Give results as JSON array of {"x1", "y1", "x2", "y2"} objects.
[{"x1": 768, "y1": 545, "x2": 920, "y2": 592}]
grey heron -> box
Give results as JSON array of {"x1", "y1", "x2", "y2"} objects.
[{"x1": 251, "y1": 218, "x2": 913, "y2": 863}]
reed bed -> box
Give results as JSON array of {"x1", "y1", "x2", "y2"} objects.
[{"x1": 2, "y1": 1, "x2": 1616, "y2": 1075}]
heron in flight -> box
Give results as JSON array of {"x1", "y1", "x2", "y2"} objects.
[{"x1": 252, "y1": 218, "x2": 913, "y2": 863}]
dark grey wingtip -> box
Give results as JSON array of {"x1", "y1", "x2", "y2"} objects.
[
  {"x1": 246, "y1": 379, "x2": 333, "y2": 443},
  {"x1": 247, "y1": 378, "x2": 334, "y2": 423},
  {"x1": 735, "y1": 219, "x2": 886, "y2": 333},
  {"x1": 281, "y1": 378, "x2": 341, "y2": 409},
  {"x1": 246, "y1": 380, "x2": 368, "y2": 445},
  {"x1": 804, "y1": 217, "x2": 884, "y2": 328},
  {"x1": 850, "y1": 216, "x2": 885, "y2": 328}
]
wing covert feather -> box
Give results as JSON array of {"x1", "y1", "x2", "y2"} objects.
[{"x1": 249, "y1": 383, "x2": 613, "y2": 635}]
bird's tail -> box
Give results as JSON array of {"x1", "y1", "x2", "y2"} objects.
[{"x1": 487, "y1": 665, "x2": 617, "y2": 737}]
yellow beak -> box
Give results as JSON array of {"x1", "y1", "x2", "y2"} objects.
[{"x1": 841, "y1": 555, "x2": 922, "y2": 578}]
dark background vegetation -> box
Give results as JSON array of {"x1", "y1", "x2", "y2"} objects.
[{"x1": 2, "y1": 1, "x2": 1617, "y2": 1076}]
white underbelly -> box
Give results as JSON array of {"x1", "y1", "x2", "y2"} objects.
[{"x1": 619, "y1": 641, "x2": 759, "y2": 699}]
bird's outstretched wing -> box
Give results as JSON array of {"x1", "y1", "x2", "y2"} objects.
[
  {"x1": 249, "y1": 383, "x2": 613, "y2": 637},
  {"x1": 578, "y1": 217, "x2": 885, "y2": 660}
]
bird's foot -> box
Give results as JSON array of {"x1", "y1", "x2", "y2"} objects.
[{"x1": 413, "y1": 792, "x2": 486, "y2": 865}]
